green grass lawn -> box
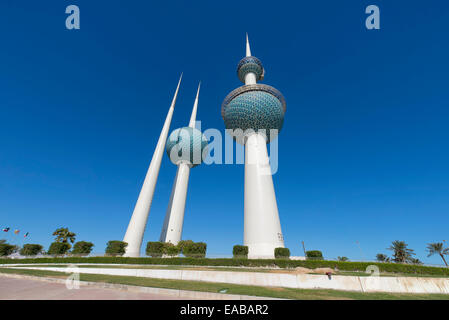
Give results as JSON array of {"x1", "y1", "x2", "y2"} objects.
[
  {"x1": 1, "y1": 267, "x2": 448, "y2": 300},
  {"x1": 8, "y1": 263, "x2": 449, "y2": 279}
]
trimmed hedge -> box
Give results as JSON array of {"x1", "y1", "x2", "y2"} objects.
[
  {"x1": 164, "y1": 243, "x2": 181, "y2": 257},
  {"x1": 233, "y1": 245, "x2": 248, "y2": 259},
  {"x1": 146, "y1": 242, "x2": 164, "y2": 257},
  {"x1": 177, "y1": 240, "x2": 206, "y2": 258},
  {"x1": 306, "y1": 250, "x2": 323, "y2": 260},
  {"x1": 146, "y1": 242, "x2": 182, "y2": 257},
  {"x1": 182, "y1": 242, "x2": 207, "y2": 258},
  {"x1": 1, "y1": 257, "x2": 448, "y2": 277},
  {"x1": 275, "y1": 247, "x2": 290, "y2": 259}
]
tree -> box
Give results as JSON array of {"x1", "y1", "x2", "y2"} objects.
[
  {"x1": 338, "y1": 256, "x2": 349, "y2": 262},
  {"x1": 376, "y1": 253, "x2": 391, "y2": 263},
  {"x1": 387, "y1": 240, "x2": 415, "y2": 264},
  {"x1": 20, "y1": 244, "x2": 43, "y2": 256},
  {"x1": 72, "y1": 241, "x2": 94, "y2": 256},
  {"x1": 48, "y1": 242, "x2": 71, "y2": 256},
  {"x1": 0, "y1": 241, "x2": 17, "y2": 257},
  {"x1": 105, "y1": 241, "x2": 128, "y2": 256},
  {"x1": 426, "y1": 242, "x2": 449, "y2": 267},
  {"x1": 52, "y1": 227, "x2": 76, "y2": 244}
]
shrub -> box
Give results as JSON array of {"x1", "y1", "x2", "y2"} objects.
[
  {"x1": 105, "y1": 241, "x2": 128, "y2": 256},
  {"x1": 146, "y1": 242, "x2": 165, "y2": 257},
  {"x1": 19, "y1": 244, "x2": 43, "y2": 256},
  {"x1": 306, "y1": 250, "x2": 323, "y2": 260},
  {"x1": 0, "y1": 242, "x2": 17, "y2": 257},
  {"x1": 178, "y1": 240, "x2": 194, "y2": 252},
  {"x1": 48, "y1": 242, "x2": 71, "y2": 256},
  {"x1": 182, "y1": 241, "x2": 207, "y2": 258},
  {"x1": 233, "y1": 245, "x2": 248, "y2": 259},
  {"x1": 274, "y1": 247, "x2": 290, "y2": 259},
  {"x1": 163, "y1": 243, "x2": 181, "y2": 257},
  {"x1": 72, "y1": 241, "x2": 94, "y2": 256}
]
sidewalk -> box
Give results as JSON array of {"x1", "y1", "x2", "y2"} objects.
[{"x1": 0, "y1": 273, "x2": 278, "y2": 300}]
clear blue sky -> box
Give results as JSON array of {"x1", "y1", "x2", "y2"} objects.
[{"x1": 1, "y1": 1, "x2": 448, "y2": 264}]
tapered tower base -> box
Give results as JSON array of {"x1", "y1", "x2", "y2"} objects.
[
  {"x1": 123, "y1": 75, "x2": 182, "y2": 257},
  {"x1": 159, "y1": 163, "x2": 191, "y2": 245},
  {"x1": 244, "y1": 133, "x2": 284, "y2": 259}
]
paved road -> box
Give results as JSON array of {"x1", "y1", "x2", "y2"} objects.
[{"x1": 0, "y1": 276, "x2": 184, "y2": 300}]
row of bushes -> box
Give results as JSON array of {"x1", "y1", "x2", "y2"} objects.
[
  {"x1": 48, "y1": 241, "x2": 95, "y2": 256},
  {"x1": 0, "y1": 239, "x2": 207, "y2": 258},
  {"x1": 2, "y1": 239, "x2": 303, "y2": 261},
  {"x1": 233, "y1": 245, "x2": 291, "y2": 259},
  {"x1": 146, "y1": 240, "x2": 207, "y2": 258},
  {"x1": 0, "y1": 241, "x2": 95, "y2": 257},
  {"x1": 0, "y1": 256, "x2": 448, "y2": 277}
]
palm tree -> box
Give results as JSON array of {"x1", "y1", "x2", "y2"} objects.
[
  {"x1": 376, "y1": 253, "x2": 391, "y2": 263},
  {"x1": 52, "y1": 227, "x2": 76, "y2": 244},
  {"x1": 387, "y1": 240, "x2": 415, "y2": 264},
  {"x1": 338, "y1": 256, "x2": 349, "y2": 262},
  {"x1": 426, "y1": 242, "x2": 449, "y2": 267}
]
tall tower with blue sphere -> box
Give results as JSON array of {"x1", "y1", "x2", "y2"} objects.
[
  {"x1": 222, "y1": 34, "x2": 286, "y2": 258},
  {"x1": 160, "y1": 84, "x2": 208, "y2": 245}
]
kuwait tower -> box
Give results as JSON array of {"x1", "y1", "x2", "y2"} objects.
[
  {"x1": 160, "y1": 83, "x2": 208, "y2": 245},
  {"x1": 222, "y1": 34, "x2": 286, "y2": 258},
  {"x1": 123, "y1": 75, "x2": 182, "y2": 257}
]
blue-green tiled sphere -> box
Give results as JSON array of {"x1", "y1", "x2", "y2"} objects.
[
  {"x1": 222, "y1": 84, "x2": 286, "y2": 143},
  {"x1": 166, "y1": 127, "x2": 208, "y2": 167},
  {"x1": 237, "y1": 56, "x2": 264, "y2": 83}
]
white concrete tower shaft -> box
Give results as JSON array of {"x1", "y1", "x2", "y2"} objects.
[
  {"x1": 243, "y1": 35, "x2": 284, "y2": 258},
  {"x1": 123, "y1": 74, "x2": 182, "y2": 257},
  {"x1": 159, "y1": 83, "x2": 201, "y2": 245}
]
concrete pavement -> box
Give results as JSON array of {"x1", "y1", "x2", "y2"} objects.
[{"x1": 0, "y1": 275, "x2": 184, "y2": 300}]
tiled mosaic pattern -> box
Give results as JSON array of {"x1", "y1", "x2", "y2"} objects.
[
  {"x1": 223, "y1": 90, "x2": 284, "y2": 142},
  {"x1": 165, "y1": 127, "x2": 208, "y2": 167},
  {"x1": 237, "y1": 56, "x2": 264, "y2": 83}
]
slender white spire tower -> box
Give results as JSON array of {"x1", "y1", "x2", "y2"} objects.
[
  {"x1": 123, "y1": 74, "x2": 182, "y2": 257},
  {"x1": 160, "y1": 83, "x2": 208, "y2": 245},
  {"x1": 222, "y1": 35, "x2": 286, "y2": 258}
]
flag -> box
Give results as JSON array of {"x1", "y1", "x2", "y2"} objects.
[
  {"x1": 14, "y1": 229, "x2": 20, "y2": 234},
  {"x1": 2, "y1": 227, "x2": 9, "y2": 232},
  {"x1": 24, "y1": 232, "x2": 29, "y2": 238}
]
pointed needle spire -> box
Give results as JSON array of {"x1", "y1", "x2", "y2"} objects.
[
  {"x1": 188, "y1": 82, "x2": 201, "y2": 128},
  {"x1": 170, "y1": 73, "x2": 183, "y2": 109},
  {"x1": 246, "y1": 33, "x2": 251, "y2": 57}
]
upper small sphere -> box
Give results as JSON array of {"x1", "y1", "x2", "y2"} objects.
[
  {"x1": 166, "y1": 127, "x2": 208, "y2": 167},
  {"x1": 222, "y1": 84, "x2": 286, "y2": 143},
  {"x1": 237, "y1": 56, "x2": 264, "y2": 83}
]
